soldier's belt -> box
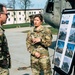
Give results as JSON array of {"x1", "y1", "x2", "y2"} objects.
[{"x1": 34, "y1": 43, "x2": 48, "y2": 50}]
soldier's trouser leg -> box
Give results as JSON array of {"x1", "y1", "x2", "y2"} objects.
[
  {"x1": 31, "y1": 68, "x2": 40, "y2": 75},
  {"x1": 0, "y1": 67, "x2": 9, "y2": 75},
  {"x1": 31, "y1": 56, "x2": 40, "y2": 75},
  {"x1": 31, "y1": 63, "x2": 40, "y2": 75},
  {"x1": 39, "y1": 56, "x2": 52, "y2": 75}
]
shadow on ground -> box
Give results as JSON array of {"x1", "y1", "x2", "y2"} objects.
[
  {"x1": 23, "y1": 71, "x2": 50, "y2": 75},
  {"x1": 23, "y1": 74, "x2": 29, "y2": 75}
]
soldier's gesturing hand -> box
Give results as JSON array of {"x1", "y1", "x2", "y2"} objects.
[
  {"x1": 34, "y1": 52, "x2": 40, "y2": 58},
  {"x1": 32, "y1": 38, "x2": 41, "y2": 43}
]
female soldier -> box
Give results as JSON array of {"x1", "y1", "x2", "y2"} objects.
[{"x1": 26, "y1": 14, "x2": 52, "y2": 75}]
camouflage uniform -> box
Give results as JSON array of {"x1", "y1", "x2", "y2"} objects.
[
  {"x1": 26, "y1": 26, "x2": 52, "y2": 75},
  {"x1": 0, "y1": 26, "x2": 11, "y2": 75}
]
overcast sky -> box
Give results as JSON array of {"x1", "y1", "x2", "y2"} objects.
[{"x1": 0, "y1": 0, "x2": 47, "y2": 9}]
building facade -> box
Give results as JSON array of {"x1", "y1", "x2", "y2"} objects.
[{"x1": 6, "y1": 8, "x2": 43, "y2": 25}]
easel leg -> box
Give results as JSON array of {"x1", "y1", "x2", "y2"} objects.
[
  {"x1": 73, "y1": 66, "x2": 75, "y2": 75},
  {"x1": 53, "y1": 70, "x2": 55, "y2": 75}
]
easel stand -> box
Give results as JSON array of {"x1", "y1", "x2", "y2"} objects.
[
  {"x1": 53, "y1": 9, "x2": 75, "y2": 75},
  {"x1": 53, "y1": 66, "x2": 69, "y2": 75}
]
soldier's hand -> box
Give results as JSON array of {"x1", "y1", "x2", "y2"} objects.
[
  {"x1": 32, "y1": 38, "x2": 41, "y2": 43},
  {"x1": 34, "y1": 52, "x2": 40, "y2": 58}
]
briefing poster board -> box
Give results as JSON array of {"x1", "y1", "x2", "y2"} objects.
[{"x1": 54, "y1": 9, "x2": 75, "y2": 75}]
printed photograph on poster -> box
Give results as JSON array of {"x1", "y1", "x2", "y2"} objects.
[
  {"x1": 60, "y1": 20, "x2": 69, "y2": 28},
  {"x1": 61, "y1": 56, "x2": 72, "y2": 73},
  {"x1": 58, "y1": 28, "x2": 67, "y2": 40},
  {"x1": 68, "y1": 29, "x2": 75, "y2": 43},
  {"x1": 65, "y1": 43, "x2": 75, "y2": 58},
  {"x1": 60, "y1": 14, "x2": 70, "y2": 26},
  {"x1": 61, "y1": 20, "x2": 69, "y2": 25},
  {"x1": 56, "y1": 40, "x2": 65, "y2": 53},
  {"x1": 71, "y1": 15, "x2": 75, "y2": 28},
  {"x1": 54, "y1": 52, "x2": 61, "y2": 66}
]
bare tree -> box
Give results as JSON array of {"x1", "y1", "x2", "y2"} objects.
[
  {"x1": 18, "y1": 0, "x2": 31, "y2": 22},
  {"x1": 7, "y1": 0, "x2": 32, "y2": 23},
  {"x1": 7, "y1": 0, "x2": 17, "y2": 24},
  {"x1": 7, "y1": 0, "x2": 15, "y2": 9}
]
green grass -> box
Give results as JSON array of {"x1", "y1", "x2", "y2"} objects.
[
  {"x1": 3, "y1": 23, "x2": 30, "y2": 29},
  {"x1": 3, "y1": 23, "x2": 58, "y2": 35},
  {"x1": 49, "y1": 27, "x2": 58, "y2": 35}
]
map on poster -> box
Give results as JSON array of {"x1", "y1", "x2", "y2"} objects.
[{"x1": 54, "y1": 10, "x2": 75, "y2": 74}]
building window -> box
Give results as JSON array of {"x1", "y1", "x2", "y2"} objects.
[
  {"x1": 25, "y1": 18, "x2": 26, "y2": 20},
  {"x1": 14, "y1": 18, "x2": 16, "y2": 21},
  {"x1": 32, "y1": 12, "x2": 33, "y2": 14},
  {"x1": 19, "y1": 12, "x2": 21, "y2": 15},
  {"x1": 39, "y1": 11, "x2": 41, "y2": 13},
  {"x1": 13, "y1": 12, "x2": 15, "y2": 15},
  {"x1": 29, "y1": 12, "x2": 31, "y2": 14},
  {"x1": 8, "y1": 18, "x2": 10, "y2": 21},
  {"x1": 24, "y1": 12, "x2": 26, "y2": 14},
  {"x1": 8, "y1": 13, "x2": 10, "y2": 15},
  {"x1": 19, "y1": 18, "x2": 21, "y2": 20},
  {"x1": 34, "y1": 12, "x2": 36, "y2": 14}
]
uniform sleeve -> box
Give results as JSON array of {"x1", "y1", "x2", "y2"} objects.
[
  {"x1": 0, "y1": 30, "x2": 3, "y2": 57},
  {"x1": 2, "y1": 33, "x2": 10, "y2": 57},
  {"x1": 26, "y1": 31, "x2": 37, "y2": 55},
  {"x1": 1, "y1": 31, "x2": 11, "y2": 68},
  {"x1": 41, "y1": 28, "x2": 52, "y2": 47}
]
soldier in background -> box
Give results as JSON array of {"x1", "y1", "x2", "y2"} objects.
[
  {"x1": 26, "y1": 14, "x2": 52, "y2": 75},
  {"x1": 29, "y1": 15, "x2": 34, "y2": 27},
  {"x1": 0, "y1": 4, "x2": 11, "y2": 75}
]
